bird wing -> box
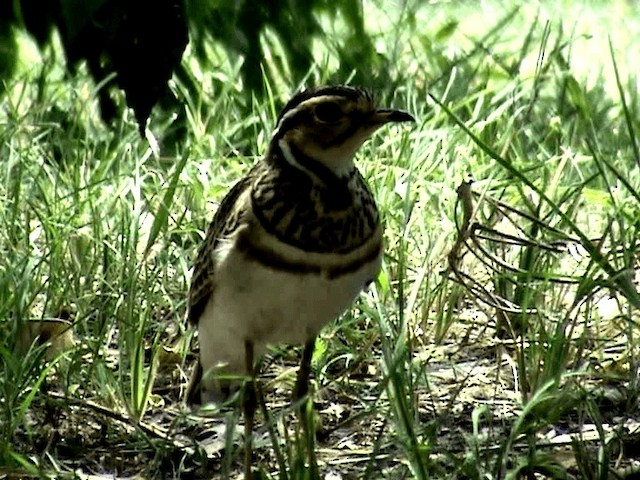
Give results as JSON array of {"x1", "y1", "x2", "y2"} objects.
[{"x1": 187, "y1": 174, "x2": 254, "y2": 325}]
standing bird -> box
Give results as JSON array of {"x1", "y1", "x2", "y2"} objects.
[{"x1": 185, "y1": 85, "x2": 414, "y2": 476}]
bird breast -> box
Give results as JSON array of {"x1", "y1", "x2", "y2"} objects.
[{"x1": 202, "y1": 221, "x2": 382, "y2": 358}]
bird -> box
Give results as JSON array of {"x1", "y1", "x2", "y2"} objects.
[{"x1": 185, "y1": 85, "x2": 414, "y2": 477}]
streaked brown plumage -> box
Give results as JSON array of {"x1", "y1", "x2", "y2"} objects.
[{"x1": 184, "y1": 85, "x2": 414, "y2": 478}]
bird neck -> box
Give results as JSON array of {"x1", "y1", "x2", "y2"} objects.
[{"x1": 271, "y1": 139, "x2": 356, "y2": 186}]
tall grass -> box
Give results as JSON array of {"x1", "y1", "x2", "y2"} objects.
[{"x1": 1, "y1": 1, "x2": 639, "y2": 478}]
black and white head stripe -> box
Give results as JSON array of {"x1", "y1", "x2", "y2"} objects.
[
  {"x1": 276, "y1": 86, "x2": 373, "y2": 125},
  {"x1": 272, "y1": 86, "x2": 374, "y2": 138}
]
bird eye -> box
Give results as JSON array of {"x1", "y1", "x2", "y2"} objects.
[{"x1": 314, "y1": 102, "x2": 343, "y2": 123}]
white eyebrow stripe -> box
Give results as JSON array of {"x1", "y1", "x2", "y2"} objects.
[{"x1": 272, "y1": 95, "x2": 351, "y2": 138}]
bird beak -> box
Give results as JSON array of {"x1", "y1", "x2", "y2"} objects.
[{"x1": 370, "y1": 109, "x2": 416, "y2": 125}]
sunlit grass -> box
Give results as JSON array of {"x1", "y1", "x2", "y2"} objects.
[{"x1": 1, "y1": 1, "x2": 639, "y2": 478}]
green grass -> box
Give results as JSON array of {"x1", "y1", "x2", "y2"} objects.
[{"x1": 2, "y1": 1, "x2": 640, "y2": 478}]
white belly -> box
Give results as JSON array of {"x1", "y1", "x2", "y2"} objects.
[{"x1": 197, "y1": 245, "x2": 381, "y2": 386}]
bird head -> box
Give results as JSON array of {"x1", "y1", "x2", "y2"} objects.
[{"x1": 272, "y1": 86, "x2": 415, "y2": 178}]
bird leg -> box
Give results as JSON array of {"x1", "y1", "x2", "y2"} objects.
[
  {"x1": 293, "y1": 338, "x2": 319, "y2": 475},
  {"x1": 292, "y1": 338, "x2": 315, "y2": 409},
  {"x1": 184, "y1": 360, "x2": 202, "y2": 408},
  {"x1": 243, "y1": 339, "x2": 256, "y2": 480}
]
